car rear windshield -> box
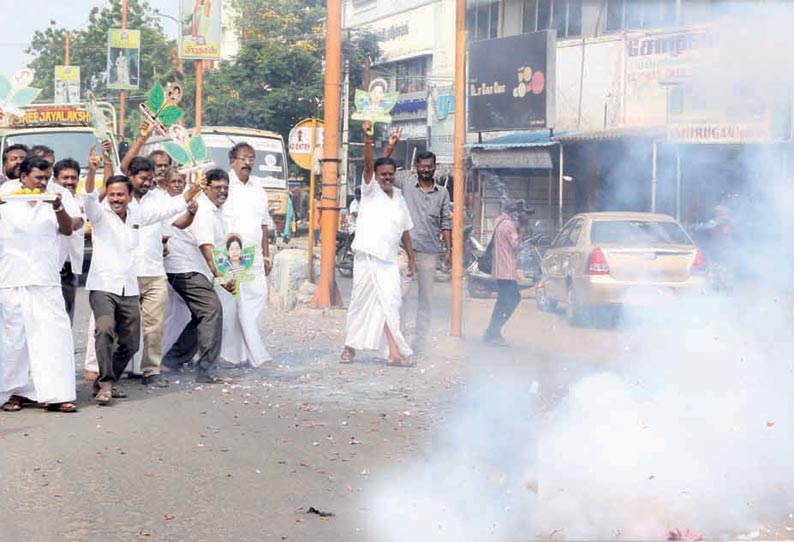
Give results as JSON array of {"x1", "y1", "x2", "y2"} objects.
[{"x1": 591, "y1": 220, "x2": 692, "y2": 246}]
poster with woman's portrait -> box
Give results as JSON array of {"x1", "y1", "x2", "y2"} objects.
[
  {"x1": 107, "y1": 29, "x2": 140, "y2": 90},
  {"x1": 213, "y1": 233, "x2": 256, "y2": 297}
]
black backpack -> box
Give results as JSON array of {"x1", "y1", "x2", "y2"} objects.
[{"x1": 477, "y1": 235, "x2": 495, "y2": 274}]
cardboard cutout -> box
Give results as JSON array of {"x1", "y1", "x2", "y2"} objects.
[{"x1": 351, "y1": 78, "x2": 399, "y2": 135}]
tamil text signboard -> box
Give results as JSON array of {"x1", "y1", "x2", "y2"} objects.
[{"x1": 179, "y1": 0, "x2": 223, "y2": 60}]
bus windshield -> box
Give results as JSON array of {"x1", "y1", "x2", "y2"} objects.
[
  {"x1": 202, "y1": 133, "x2": 286, "y2": 189},
  {"x1": 4, "y1": 131, "x2": 101, "y2": 169}
]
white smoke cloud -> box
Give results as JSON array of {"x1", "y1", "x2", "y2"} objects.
[{"x1": 368, "y1": 3, "x2": 794, "y2": 541}]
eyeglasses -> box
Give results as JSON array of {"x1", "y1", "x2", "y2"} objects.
[{"x1": 234, "y1": 156, "x2": 255, "y2": 163}]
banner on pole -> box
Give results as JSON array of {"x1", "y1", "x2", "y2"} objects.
[
  {"x1": 179, "y1": 0, "x2": 223, "y2": 60},
  {"x1": 107, "y1": 29, "x2": 140, "y2": 90},
  {"x1": 54, "y1": 66, "x2": 80, "y2": 104}
]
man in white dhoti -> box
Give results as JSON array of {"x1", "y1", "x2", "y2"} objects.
[
  {"x1": 0, "y1": 156, "x2": 77, "y2": 413},
  {"x1": 341, "y1": 156, "x2": 416, "y2": 366},
  {"x1": 216, "y1": 144, "x2": 274, "y2": 367},
  {"x1": 83, "y1": 153, "x2": 200, "y2": 405}
]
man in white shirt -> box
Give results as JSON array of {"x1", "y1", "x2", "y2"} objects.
[
  {"x1": 0, "y1": 156, "x2": 77, "y2": 413},
  {"x1": 83, "y1": 156, "x2": 200, "y2": 405},
  {"x1": 127, "y1": 156, "x2": 187, "y2": 388},
  {"x1": 163, "y1": 168, "x2": 225, "y2": 383},
  {"x1": 219, "y1": 143, "x2": 274, "y2": 367},
  {"x1": 341, "y1": 157, "x2": 416, "y2": 366},
  {"x1": 50, "y1": 158, "x2": 86, "y2": 323}
]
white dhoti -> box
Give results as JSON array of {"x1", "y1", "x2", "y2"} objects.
[
  {"x1": 216, "y1": 271, "x2": 272, "y2": 367},
  {"x1": 344, "y1": 253, "x2": 412, "y2": 359},
  {"x1": 0, "y1": 286, "x2": 76, "y2": 404}
]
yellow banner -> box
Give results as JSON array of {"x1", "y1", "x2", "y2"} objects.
[{"x1": 179, "y1": 0, "x2": 223, "y2": 60}]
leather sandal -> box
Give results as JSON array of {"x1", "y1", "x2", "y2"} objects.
[
  {"x1": 340, "y1": 347, "x2": 355, "y2": 364},
  {"x1": 2, "y1": 395, "x2": 23, "y2": 412},
  {"x1": 95, "y1": 388, "x2": 113, "y2": 406},
  {"x1": 45, "y1": 402, "x2": 78, "y2": 413}
]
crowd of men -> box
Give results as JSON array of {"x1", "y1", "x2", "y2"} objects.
[
  {"x1": 0, "y1": 120, "x2": 525, "y2": 413},
  {"x1": 0, "y1": 120, "x2": 274, "y2": 411}
]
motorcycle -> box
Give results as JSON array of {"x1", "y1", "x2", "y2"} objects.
[
  {"x1": 335, "y1": 230, "x2": 355, "y2": 277},
  {"x1": 465, "y1": 223, "x2": 549, "y2": 299}
]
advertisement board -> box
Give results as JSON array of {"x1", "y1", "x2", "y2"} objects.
[
  {"x1": 107, "y1": 29, "x2": 140, "y2": 90},
  {"x1": 179, "y1": 0, "x2": 223, "y2": 60},
  {"x1": 54, "y1": 66, "x2": 80, "y2": 104},
  {"x1": 468, "y1": 31, "x2": 555, "y2": 132}
]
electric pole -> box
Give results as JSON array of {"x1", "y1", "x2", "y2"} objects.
[{"x1": 309, "y1": 0, "x2": 343, "y2": 308}]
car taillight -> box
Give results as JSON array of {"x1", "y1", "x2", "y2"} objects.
[
  {"x1": 691, "y1": 249, "x2": 708, "y2": 273},
  {"x1": 586, "y1": 247, "x2": 610, "y2": 275}
]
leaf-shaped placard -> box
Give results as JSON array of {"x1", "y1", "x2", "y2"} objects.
[
  {"x1": 147, "y1": 82, "x2": 165, "y2": 112},
  {"x1": 158, "y1": 104, "x2": 183, "y2": 127},
  {"x1": 187, "y1": 135, "x2": 208, "y2": 163},
  {"x1": 0, "y1": 74, "x2": 10, "y2": 100},
  {"x1": 9, "y1": 87, "x2": 42, "y2": 107},
  {"x1": 162, "y1": 141, "x2": 191, "y2": 166}
]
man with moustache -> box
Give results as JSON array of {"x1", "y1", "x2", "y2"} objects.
[
  {"x1": 169, "y1": 168, "x2": 231, "y2": 383},
  {"x1": 219, "y1": 143, "x2": 274, "y2": 367},
  {"x1": 119, "y1": 119, "x2": 173, "y2": 190},
  {"x1": 1, "y1": 144, "x2": 29, "y2": 185},
  {"x1": 127, "y1": 156, "x2": 189, "y2": 387},
  {"x1": 363, "y1": 129, "x2": 451, "y2": 357},
  {"x1": 0, "y1": 156, "x2": 77, "y2": 413},
  {"x1": 83, "y1": 154, "x2": 201, "y2": 405},
  {"x1": 341, "y1": 157, "x2": 416, "y2": 366},
  {"x1": 50, "y1": 157, "x2": 89, "y2": 322}
]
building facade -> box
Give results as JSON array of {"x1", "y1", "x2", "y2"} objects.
[
  {"x1": 343, "y1": 0, "x2": 457, "y2": 178},
  {"x1": 467, "y1": 0, "x2": 793, "y2": 241}
]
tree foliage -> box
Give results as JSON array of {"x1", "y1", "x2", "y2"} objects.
[
  {"x1": 184, "y1": 0, "x2": 381, "y2": 143},
  {"x1": 26, "y1": 0, "x2": 178, "y2": 140}
]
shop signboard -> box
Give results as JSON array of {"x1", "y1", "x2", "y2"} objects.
[
  {"x1": 468, "y1": 30, "x2": 556, "y2": 132},
  {"x1": 667, "y1": 123, "x2": 771, "y2": 143}
]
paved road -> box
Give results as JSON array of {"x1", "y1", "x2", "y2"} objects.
[{"x1": 0, "y1": 271, "x2": 629, "y2": 541}]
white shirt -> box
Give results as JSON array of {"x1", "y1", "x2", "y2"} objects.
[
  {"x1": 164, "y1": 193, "x2": 213, "y2": 281},
  {"x1": 132, "y1": 189, "x2": 182, "y2": 277},
  {"x1": 0, "y1": 198, "x2": 64, "y2": 288},
  {"x1": 84, "y1": 190, "x2": 187, "y2": 296},
  {"x1": 352, "y1": 181, "x2": 413, "y2": 263},
  {"x1": 224, "y1": 171, "x2": 274, "y2": 263},
  {"x1": 193, "y1": 196, "x2": 226, "y2": 249},
  {"x1": 48, "y1": 181, "x2": 85, "y2": 270}
]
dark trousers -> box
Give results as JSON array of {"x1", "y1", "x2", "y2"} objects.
[
  {"x1": 60, "y1": 261, "x2": 77, "y2": 324},
  {"x1": 485, "y1": 279, "x2": 521, "y2": 339},
  {"x1": 164, "y1": 272, "x2": 223, "y2": 372},
  {"x1": 89, "y1": 290, "x2": 141, "y2": 384}
]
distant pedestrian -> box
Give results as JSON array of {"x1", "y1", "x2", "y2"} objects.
[{"x1": 483, "y1": 199, "x2": 530, "y2": 346}]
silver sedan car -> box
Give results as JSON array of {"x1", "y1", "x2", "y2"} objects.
[{"x1": 537, "y1": 212, "x2": 708, "y2": 325}]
